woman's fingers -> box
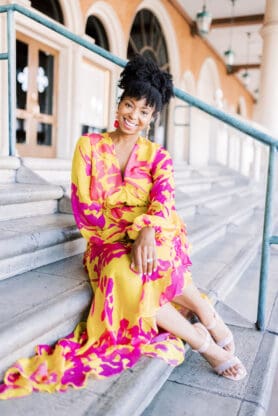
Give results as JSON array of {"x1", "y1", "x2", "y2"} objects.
[
  {"x1": 146, "y1": 248, "x2": 156, "y2": 275},
  {"x1": 130, "y1": 227, "x2": 157, "y2": 275},
  {"x1": 130, "y1": 227, "x2": 156, "y2": 275},
  {"x1": 133, "y1": 247, "x2": 143, "y2": 274},
  {"x1": 143, "y1": 246, "x2": 152, "y2": 275},
  {"x1": 153, "y1": 254, "x2": 158, "y2": 273},
  {"x1": 131, "y1": 245, "x2": 156, "y2": 275}
]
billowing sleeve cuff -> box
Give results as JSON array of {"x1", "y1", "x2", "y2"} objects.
[{"x1": 126, "y1": 213, "x2": 170, "y2": 241}]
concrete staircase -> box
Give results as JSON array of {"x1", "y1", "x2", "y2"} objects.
[
  {"x1": 0, "y1": 158, "x2": 85, "y2": 282},
  {"x1": 0, "y1": 157, "x2": 273, "y2": 415}
]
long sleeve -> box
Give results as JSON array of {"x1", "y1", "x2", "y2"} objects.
[
  {"x1": 127, "y1": 146, "x2": 177, "y2": 241},
  {"x1": 71, "y1": 135, "x2": 107, "y2": 244}
]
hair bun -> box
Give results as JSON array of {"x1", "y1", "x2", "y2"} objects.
[{"x1": 119, "y1": 54, "x2": 173, "y2": 106}]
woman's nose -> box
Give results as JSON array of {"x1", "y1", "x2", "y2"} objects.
[{"x1": 129, "y1": 108, "x2": 139, "y2": 119}]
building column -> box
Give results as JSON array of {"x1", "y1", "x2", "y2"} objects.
[{"x1": 257, "y1": 0, "x2": 278, "y2": 137}]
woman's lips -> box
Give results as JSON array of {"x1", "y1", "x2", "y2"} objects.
[{"x1": 123, "y1": 118, "x2": 138, "y2": 129}]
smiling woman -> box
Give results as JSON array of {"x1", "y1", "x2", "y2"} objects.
[
  {"x1": 115, "y1": 97, "x2": 153, "y2": 134},
  {"x1": 0, "y1": 55, "x2": 246, "y2": 400}
]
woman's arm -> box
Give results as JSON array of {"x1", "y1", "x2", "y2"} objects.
[
  {"x1": 129, "y1": 146, "x2": 176, "y2": 274},
  {"x1": 71, "y1": 135, "x2": 106, "y2": 244},
  {"x1": 127, "y1": 146, "x2": 176, "y2": 241}
]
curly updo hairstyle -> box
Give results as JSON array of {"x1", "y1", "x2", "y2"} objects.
[{"x1": 118, "y1": 54, "x2": 174, "y2": 115}]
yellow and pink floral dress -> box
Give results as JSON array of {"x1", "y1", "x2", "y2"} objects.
[{"x1": 0, "y1": 132, "x2": 193, "y2": 399}]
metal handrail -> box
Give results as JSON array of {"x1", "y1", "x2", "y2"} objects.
[{"x1": 0, "y1": 3, "x2": 277, "y2": 330}]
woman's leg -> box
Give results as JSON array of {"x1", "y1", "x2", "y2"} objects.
[
  {"x1": 173, "y1": 282, "x2": 234, "y2": 352},
  {"x1": 156, "y1": 302, "x2": 242, "y2": 378}
]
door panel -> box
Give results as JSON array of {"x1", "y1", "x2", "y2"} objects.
[{"x1": 16, "y1": 33, "x2": 57, "y2": 157}]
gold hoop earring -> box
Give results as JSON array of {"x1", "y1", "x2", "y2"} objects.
[{"x1": 146, "y1": 124, "x2": 150, "y2": 139}]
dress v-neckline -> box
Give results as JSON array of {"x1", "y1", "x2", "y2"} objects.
[{"x1": 105, "y1": 133, "x2": 140, "y2": 182}]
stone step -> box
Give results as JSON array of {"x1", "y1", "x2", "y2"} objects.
[
  {"x1": 22, "y1": 157, "x2": 72, "y2": 171},
  {"x1": 29, "y1": 170, "x2": 71, "y2": 185},
  {"x1": 174, "y1": 174, "x2": 239, "y2": 193},
  {"x1": 0, "y1": 210, "x2": 266, "y2": 415},
  {"x1": 173, "y1": 168, "x2": 192, "y2": 179},
  {"x1": 0, "y1": 183, "x2": 64, "y2": 205},
  {"x1": 191, "y1": 210, "x2": 264, "y2": 297},
  {"x1": 0, "y1": 237, "x2": 85, "y2": 281},
  {"x1": 195, "y1": 165, "x2": 238, "y2": 177},
  {"x1": 173, "y1": 163, "x2": 231, "y2": 178},
  {"x1": 0, "y1": 183, "x2": 64, "y2": 221},
  {"x1": 0, "y1": 200, "x2": 59, "y2": 222},
  {"x1": 188, "y1": 207, "x2": 260, "y2": 255},
  {"x1": 22, "y1": 157, "x2": 72, "y2": 185},
  {"x1": 0, "y1": 255, "x2": 91, "y2": 378},
  {"x1": 186, "y1": 192, "x2": 263, "y2": 253},
  {"x1": 175, "y1": 182, "x2": 257, "y2": 218},
  {"x1": 0, "y1": 157, "x2": 21, "y2": 184},
  {"x1": 0, "y1": 170, "x2": 17, "y2": 184},
  {"x1": 175, "y1": 171, "x2": 237, "y2": 183},
  {"x1": 0, "y1": 214, "x2": 79, "y2": 259},
  {"x1": 224, "y1": 221, "x2": 278, "y2": 324},
  {"x1": 0, "y1": 214, "x2": 86, "y2": 281},
  {"x1": 175, "y1": 177, "x2": 247, "y2": 197}
]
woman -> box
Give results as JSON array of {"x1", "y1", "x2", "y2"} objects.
[{"x1": 0, "y1": 55, "x2": 246, "y2": 400}]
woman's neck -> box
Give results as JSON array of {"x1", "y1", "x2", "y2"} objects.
[{"x1": 109, "y1": 130, "x2": 138, "y2": 145}]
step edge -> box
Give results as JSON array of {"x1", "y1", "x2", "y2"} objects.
[
  {"x1": 0, "y1": 238, "x2": 85, "y2": 281},
  {"x1": 0, "y1": 224, "x2": 80, "y2": 260},
  {"x1": 0, "y1": 281, "x2": 91, "y2": 362}
]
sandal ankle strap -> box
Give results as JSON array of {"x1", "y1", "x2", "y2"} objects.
[
  {"x1": 192, "y1": 327, "x2": 211, "y2": 354},
  {"x1": 205, "y1": 318, "x2": 216, "y2": 330}
]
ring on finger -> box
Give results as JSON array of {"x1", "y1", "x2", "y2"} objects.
[{"x1": 146, "y1": 258, "x2": 153, "y2": 263}]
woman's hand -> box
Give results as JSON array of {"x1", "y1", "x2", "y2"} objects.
[{"x1": 130, "y1": 227, "x2": 157, "y2": 275}]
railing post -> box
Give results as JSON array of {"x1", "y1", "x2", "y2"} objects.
[
  {"x1": 256, "y1": 145, "x2": 277, "y2": 330},
  {"x1": 7, "y1": 8, "x2": 16, "y2": 156}
]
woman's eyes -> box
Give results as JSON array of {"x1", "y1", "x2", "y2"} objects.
[{"x1": 124, "y1": 102, "x2": 149, "y2": 116}]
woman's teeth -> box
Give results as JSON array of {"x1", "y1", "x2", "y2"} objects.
[{"x1": 124, "y1": 118, "x2": 137, "y2": 127}]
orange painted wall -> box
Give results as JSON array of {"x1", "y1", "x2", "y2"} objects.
[
  {"x1": 79, "y1": 0, "x2": 254, "y2": 119},
  {"x1": 80, "y1": 0, "x2": 141, "y2": 40}
]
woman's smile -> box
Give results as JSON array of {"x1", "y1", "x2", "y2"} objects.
[{"x1": 123, "y1": 117, "x2": 138, "y2": 129}]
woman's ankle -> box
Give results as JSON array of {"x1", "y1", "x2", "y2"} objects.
[
  {"x1": 192, "y1": 323, "x2": 233, "y2": 363},
  {"x1": 194, "y1": 301, "x2": 215, "y2": 328}
]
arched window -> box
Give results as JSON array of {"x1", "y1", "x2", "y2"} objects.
[
  {"x1": 128, "y1": 9, "x2": 169, "y2": 71},
  {"x1": 128, "y1": 9, "x2": 170, "y2": 147},
  {"x1": 30, "y1": 0, "x2": 64, "y2": 24},
  {"x1": 85, "y1": 16, "x2": 110, "y2": 51}
]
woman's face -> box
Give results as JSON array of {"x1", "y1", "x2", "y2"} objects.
[{"x1": 116, "y1": 97, "x2": 155, "y2": 136}]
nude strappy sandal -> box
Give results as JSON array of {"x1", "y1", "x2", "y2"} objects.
[
  {"x1": 192, "y1": 323, "x2": 247, "y2": 381},
  {"x1": 205, "y1": 303, "x2": 235, "y2": 354}
]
